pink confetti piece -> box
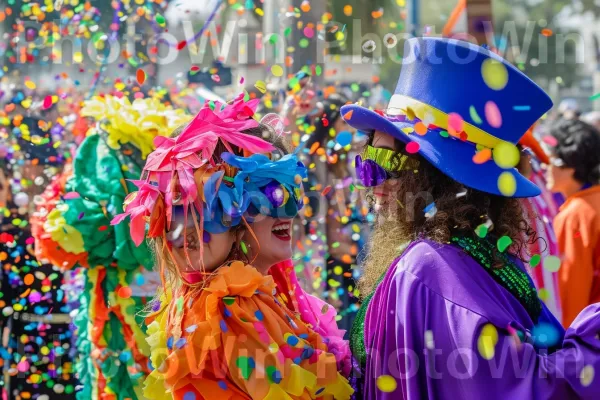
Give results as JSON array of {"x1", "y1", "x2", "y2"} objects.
[{"x1": 484, "y1": 101, "x2": 502, "y2": 128}]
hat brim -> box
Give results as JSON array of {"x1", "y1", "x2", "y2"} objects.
[{"x1": 341, "y1": 104, "x2": 541, "y2": 198}]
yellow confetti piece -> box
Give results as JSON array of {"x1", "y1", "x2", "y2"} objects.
[
  {"x1": 254, "y1": 80, "x2": 267, "y2": 93},
  {"x1": 498, "y1": 171, "x2": 517, "y2": 196},
  {"x1": 481, "y1": 58, "x2": 509, "y2": 90},
  {"x1": 255, "y1": 7, "x2": 264, "y2": 16},
  {"x1": 580, "y1": 365, "x2": 595, "y2": 387},
  {"x1": 376, "y1": 375, "x2": 397, "y2": 392},
  {"x1": 271, "y1": 65, "x2": 283, "y2": 77},
  {"x1": 493, "y1": 142, "x2": 520, "y2": 169},
  {"x1": 24, "y1": 80, "x2": 36, "y2": 89},
  {"x1": 477, "y1": 323, "x2": 498, "y2": 360}
]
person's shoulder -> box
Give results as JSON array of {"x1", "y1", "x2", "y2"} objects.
[
  {"x1": 556, "y1": 196, "x2": 599, "y2": 232},
  {"x1": 391, "y1": 239, "x2": 456, "y2": 276}
]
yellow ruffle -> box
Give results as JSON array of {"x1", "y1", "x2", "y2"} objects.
[
  {"x1": 43, "y1": 208, "x2": 86, "y2": 254},
  {"x1": 81, "y1": 95, "x2": 191, "y2": 159}
]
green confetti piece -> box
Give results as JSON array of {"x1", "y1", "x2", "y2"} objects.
[
  {"x1": 331, "y1": 242, "x2": 340, "y2": 248},
  {"x1": 475, "y1": 224, "x2": 488, "y2": 238},
  {"x1": 530, "y1": 254, "x2": 541, "y2": 267},
  {"x1": 497, "y1": 236, "x2": 513, "y2": 252},
  {"x1": 537, "y1": 288, "x2": 549, "y2": 301},
  {"x1": 127, "y1": 58, "x2": 139, "y2": 68},
  {"x1": 299, "y1": 38, "x2": 310, "y2": 48},
  {"x1": 155, "y1": 14, "x2": 166, "y2": 26},
  {"x1": 543, "y1": 255, "x2": 561, "y2": 272},
  {"x1": 236, "y1": 356, "x2": 255, "y2": 380},
  {"x1": 469, "y1": 105, "x2": 483, "y2": 124},
  {"x1": 315, "y1": 65, "x2": 322, "y2": 76},
  {"x1": 590, "y1": 93, "x2": 600, "y2": 101},
  {"x1": 241, "y1": 241, "x2": 248, "y2": 254},
  {"x1": 269, "y1": 34, "x2": 279, "y2": 45},
  {"x1": 439, "y1": 130, "x2": 449, "y2": 138},
  {"x1": 284, "y1": 27, "x2": 292, "y2": 37},
  {"x1": 223, "y1": 297, "x2": 235, "y2": 306},
  {"x1": 176, "y1": 297, "x2": 184, "y2": 312}
]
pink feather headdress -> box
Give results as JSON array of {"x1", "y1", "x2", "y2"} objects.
[{"x1": 111, "y1": 93, "x2": 275, "y2": 248}]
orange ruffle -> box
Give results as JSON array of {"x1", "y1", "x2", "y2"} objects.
[{"x1": 145, "y1": 261, "x2": 353, "y2": 400}]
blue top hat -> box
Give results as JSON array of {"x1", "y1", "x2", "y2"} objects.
[{"x1": 341, "y1": 37, "x2": 553, "y2": 198}]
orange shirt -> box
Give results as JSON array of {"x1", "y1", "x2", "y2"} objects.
[{"x1": 554, "y1": 185, "x2": 600, "y2": 327}]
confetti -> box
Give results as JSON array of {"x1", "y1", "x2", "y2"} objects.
[
  {"x1": 254, "y1": 80, "x2": 267, "y2": 93},
  {"x1": 271, "y1": 65, "x2": 284, "y2": 77},
  {"x1": 497, "y1": 235, "x2": 513, "y2": 252},
  {"x1": 43, "y1": 95, "x2": 53, "y2": 110},
  {"x1": 469, "y1": 105, "x2": 483, "y2": 125},
  {"x1": 136, "y1": 69, "x2": 146, "y2": 85},
  {"x1": 485, "y1": 101, "x2": 503, "y2": 128},
  {"x1": 405, "y1": 142, "x2": 420, "y2": 154},
  {"x1": 498, "y1": 171, "x2": 516, "y2": 196},
  {"x1": 580, "y1": 365, "x2": 595, "y2": 387},
  {"x1": 530, "y1": 254, "x2": 541, "y2": 267},
  {"x1": 414, "y1": 122, "x2": 428, "y2": 135},
  {"x1": 118, "y1": 286, "x2": 132, "y2": 299},
  {"x1": 542, "y1": 136, "x2": 558, "y2": 147},
  {"x1": 376, "y1": 375, "x2": 397, "y2": 392},
  {"x1": 590, "y1": 93, "x2": 600, "y2": 102},
  {"x1": 493, "y1": 142, "x2": 520, "y2": 169},
  {"x1": 543, "y1": 255, "x2": 561, "y2": 272},
  {"x1": 481, "y1": 58, "x2": 509, "y2": 90},
  {"x1": 478, "y1": 323, "x2": 498, "y2": 360},
  {"x1": 343, "y1": 5, "x2": 353, "y2": 16},
  {"x1": 473, "y1": 148, "x2": 492, "y2": 164}
]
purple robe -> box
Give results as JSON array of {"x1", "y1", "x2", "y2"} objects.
[{"x1": 363, "y1": 239, "x2": 600, "y2": 399}]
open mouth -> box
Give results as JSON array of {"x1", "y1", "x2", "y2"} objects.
[{"x1": 271, "y1": 221, "x2": 292, "y2": 241}]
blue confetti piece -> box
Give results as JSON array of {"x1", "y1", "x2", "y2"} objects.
[
  {"x1": 167, "y1": 336, "x2": 174, "y2": 350},
  {"x1": 220, "y1": 320, "x2": 228, "y2": 333},
  {"x1": 513, "y1": 105, "x2": 531, "y2": 111},
  {"x1": 217, "y1": 381, "x2": 228, "y2": 390},
  {"x1": 254, "y1": 310, "x2": 264, "y2": 321},
  {"x1": 175, "y1": 338, "x2": 187, "y2": 349}
]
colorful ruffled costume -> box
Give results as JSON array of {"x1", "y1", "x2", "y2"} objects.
[
  {"x1": 33, "y1": 95, "x2": 191, "y2": 400},
  {"x1": 113, "y1": 94, "x2": 352, "y2": 399}
]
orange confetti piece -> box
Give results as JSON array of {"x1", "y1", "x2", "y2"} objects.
[
  {"x1": 414, "y1": 122, "x2": 428, "y2": 136},
  {"x1": 118, "y1": 286, "x2": 132, "y2": 299},
  {"x1": 136, "y1": 69, "x2": 146, "y2": 85},
  {"x1": 343, "y1": 110, "x2": 354, "y2": 120},
  {"x1": 372, "y1": 9, "x2": 384, "y2": 19},
  {"x1": 309, "y1": 142, "x2": 320, "y2": 155},
  {"x1": 541, "y1": 28, "x2": 553, "y2": 37},
  {"x1": 473, "y1": 148, "x2": 492, "y2": 164},
  {"x1": 24, "y1": 274, "x2": 34, "y2": 286}
]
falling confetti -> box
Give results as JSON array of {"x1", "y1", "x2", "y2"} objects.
[
  {"x1": 493, "y1": 142, "x2": 520, "y2": 169},
  {"x1": 406, "y1": 142, "x2": 420, "y2": 154},
  {"x1": 485, "y1": 101, "x2": 503, "y2": 128},
  {"x1": 543, "y1": 255, "x2": 561, "y2": 272},
  {"x1": 477, "y1": 323, "x2": 498, "y2": 360},
  {"x1": 497, "y1": 235, "x2": 513, "y2": 252},
  {"x1": 271, "y1": 65, "x2": 284, "y2": 77},
  {"x1": 136, "y1": 69, "x2": 146, "y2": 85},
  {"x1": 580, "y1": 365, "x2": 595, "y2": 387},
  {"x1": 530, "y1": 254, "x2": 541, "y2": 267},
  {"x1": 498, "y1": 171, "x2": 517, "y2": 196},
  {"x1": 376, "y1": 375, "x2": 397, "y2": 392},
  {"x1": 473, "y1": 148, "x2": 492, "y2": 164},
  {"x1": 481, "y1": 58, "x2": 509, "y2": 90}
]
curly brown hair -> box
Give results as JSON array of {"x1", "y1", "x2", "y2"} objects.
[{"x1": 359, "y1": 133, "x2": 540, "y2": 297}]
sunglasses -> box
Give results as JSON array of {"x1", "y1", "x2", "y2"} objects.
[{"x1": 355, "y1": 145, "x2": 417, "y2": 187}]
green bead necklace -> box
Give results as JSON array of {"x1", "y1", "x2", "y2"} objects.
[{"x1": 451, "y1": 235, "x2": 542, "y2": 322}]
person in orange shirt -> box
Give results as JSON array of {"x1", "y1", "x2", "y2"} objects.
[{"x1": 546, "y1": 118, "x2": 600, "y2": 327}]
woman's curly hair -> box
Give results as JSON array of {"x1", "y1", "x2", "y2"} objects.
[{"x1": 359, "y1": 132, "x2": 540, "y2": 297}]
